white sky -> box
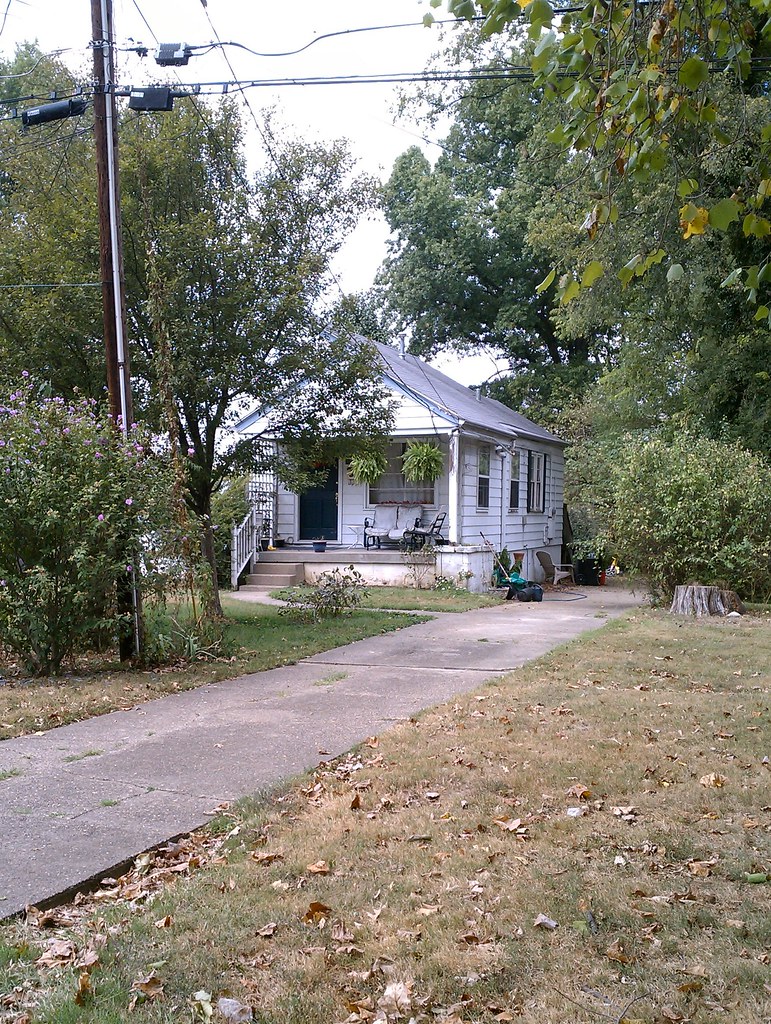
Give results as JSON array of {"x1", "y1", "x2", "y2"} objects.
[{"x1": 0, "y1": 0, "x2": 508, "y2": 386}]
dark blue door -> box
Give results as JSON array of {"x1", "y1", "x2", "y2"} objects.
[{"x1": 299, "y1": 464, "x2": 338, "y2": 540}]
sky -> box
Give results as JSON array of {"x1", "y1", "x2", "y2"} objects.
[{"x1": 0, "y1": 0, "x2": 507, "y2": 385}]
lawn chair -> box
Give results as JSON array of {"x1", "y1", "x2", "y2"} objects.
[
  {"x1": 536, "y1": 549, "x2": 575, "y2": 585},
  {"x1": 404, "y1": 511, "x2": 447, "y2": 550},
  {"x1": 364, "y1": 506, "x2": 421, "y2": 549}
]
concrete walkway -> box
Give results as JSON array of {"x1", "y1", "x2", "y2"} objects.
[{"x1": 0, "y1": 585, "x2": 641, "y2": 919}]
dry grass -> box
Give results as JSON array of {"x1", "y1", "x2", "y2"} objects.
[{"x1": 1, "y1": 609, "x2": 769, "y2": 1023}]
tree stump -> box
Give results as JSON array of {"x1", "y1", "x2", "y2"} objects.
[{"x1": 669, "y1": 585, "x2": 745, "y2": 617}]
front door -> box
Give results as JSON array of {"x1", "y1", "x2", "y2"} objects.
[{"x1": 299, "y1": 464, "x2": 339, "y2": 540}]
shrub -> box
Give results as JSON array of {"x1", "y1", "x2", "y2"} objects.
[
  {"x1": 612, "y1": 432, "x2": 771, "y2": 600},
  {"x1": 280, "y1": 566, "x2": 367, "y2": 621},
  {"x1": 0, "y1": 384, "x2": 177, "y2": 674}
]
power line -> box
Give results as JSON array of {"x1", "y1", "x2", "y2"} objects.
[
  {"x1": 187, "y1": 16, "x2": 485, "y2": 60},
  {"x1": 0, "y1": 0, "x2": 12, "y2": 40}
]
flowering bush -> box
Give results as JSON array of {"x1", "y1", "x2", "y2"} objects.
[{"x1": 0, "y1": 383, "x2": 177, "y2": 674}]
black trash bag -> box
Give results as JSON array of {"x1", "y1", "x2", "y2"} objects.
[{"x1": 515, "y1": 584, "x2": 544, "y2": 603}]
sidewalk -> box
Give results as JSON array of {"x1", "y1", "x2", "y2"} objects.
[{"x1": 0, "y1": 585, "x2": 641, "y2": 919}]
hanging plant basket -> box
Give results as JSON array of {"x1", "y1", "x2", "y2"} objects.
[
  {"x1": 347, "y1": 450, "x2": 388, "y2": 485},
  {"x1": 401, "y1": 441, "x2": 444, "y2": 483}
]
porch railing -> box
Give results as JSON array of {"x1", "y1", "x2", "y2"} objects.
[{"x1": 231, "y1": 508, "x2": 262, "y2": 590}]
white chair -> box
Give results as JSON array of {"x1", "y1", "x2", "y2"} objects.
[{"x1": 536, "y1": 550, "x2": 575, "y2": 585}]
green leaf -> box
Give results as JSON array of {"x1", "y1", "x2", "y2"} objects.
[
  {"x1": 559, "y1": 278, "x2": 580, "y2": 304},
  {"x1": 666, "y1": 263, "x2": 684, "y2": 283},
  {"x1": 753, "y1": 305, "x2": 769, "y2": 321},
  {"x1": 581, "y1": 261, "x2": 605, "y2": 288},
  {"x1": 708, "y1": 198, "x2": 741, "y2": 232},
  {"x1": 536, "y1": 267, "x2": 556, "y2": 293},
  {"x1": 423, "y1": 12, "x2": 436, "y2": 25},
  {"x1": 678, "y1": 56, "x2": 710, "y2": 90},
  {"x1": 546, "y1": 125, "x2": 568, "y2": 145},
  {"x1": 677, "y1": 178, "x2": 699, "y2": 198}
]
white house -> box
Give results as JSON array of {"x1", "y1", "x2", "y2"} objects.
[{"x1": 234, "y1": 335, "x2": 567, "y2": 590}]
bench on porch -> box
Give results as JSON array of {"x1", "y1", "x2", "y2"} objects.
[{"x1": 363, "y1": 505, "x2": 421, "y2": 549}]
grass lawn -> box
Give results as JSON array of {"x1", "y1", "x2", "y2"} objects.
[
  {"x1": 1, "y1": 609, "x2": 769, "y2": 1023},
  {"x1": 271, "y1": 584, "x2": 500, "y2": 613},
  {"x1": 0, "y1": 599, "x2": 426, "y2": 741}
]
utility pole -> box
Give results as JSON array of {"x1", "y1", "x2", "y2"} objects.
[
  {"x1": 91, "y1": 0, "x2": 139, "y2": 659},
  {"x1": 91, "y1": 0, "x2": 133, "y2": 429}
]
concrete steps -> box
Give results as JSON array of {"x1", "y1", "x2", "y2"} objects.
[{"x1": 241, "y1": 562, "x2": 304, "y2": 591}]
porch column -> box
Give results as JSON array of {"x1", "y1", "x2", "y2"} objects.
[{"x1": 448, "y1": 430, "x2": 461, "y2": 544}]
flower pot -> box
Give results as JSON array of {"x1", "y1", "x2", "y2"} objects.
[{"x1": 312, "y1": 541, "x2": 327, "y2": 553}]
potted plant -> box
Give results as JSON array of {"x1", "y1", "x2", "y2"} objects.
[
  {"x1": 312, "y1": 538, "x2": 327, "y2": 553},
  {"x1": 347, "y1": 450, "x2": 388, "y2": 485},
  {"x1": 401, "y1": 441, "x2": 444, "y2": 483}
]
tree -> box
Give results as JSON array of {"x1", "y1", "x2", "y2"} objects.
[
  {"x1": 377, "y1": 42, "x2": 604, "y2": 420},
  {"x1": 0, "y1": 53, "x2": 393, "y2": 612},
  {"x1": 441, "y1": 0, "x2": 771, "y2": 308}
]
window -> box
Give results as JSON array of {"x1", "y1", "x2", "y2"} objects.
[
  {"x1": 477, "y1": 445, "x2": 491, "y2": 509},
  {"x1": 368, "y1": 442, "x2": 434, "y2": 505},
  {"x1": 527, "y1": 451, "x2": 546, "y2": 513},
  {"x1": 509, "y1": 449, "x2": 520, "y2": 511}
]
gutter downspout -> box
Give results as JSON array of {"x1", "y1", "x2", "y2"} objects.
[
  {"x1": 448, "y1": 429, "x2": 461, "y2": 544},
  {"x1": 498, "y1": 447, "x2": 506, "y2": 550}
]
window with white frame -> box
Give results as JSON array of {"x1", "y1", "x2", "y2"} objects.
[
  {"x1": 477, "y1": 444, "x2": 491, "y2": 509},
  {"x1": 527, "y1": 451, "x2": 546, "y2": 513},
  {"x1": 368, "y1": 442, "x2": 434, "y2": 505},
  {"x1": 508, "y1": 449, "x2": 520, "y2": 511}
]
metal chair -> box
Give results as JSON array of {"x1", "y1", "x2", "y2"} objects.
[
  {"x1": 404, "y1": 511, "x2": 447, "y2": 550},
  {"x1": 536, "y1": 549, "x2": 575, "y2": 585}
]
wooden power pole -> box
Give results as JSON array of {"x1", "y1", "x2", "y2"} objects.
[
  {"x1": 91, "y1": 0, "x2": 133, "y2": 429},
  {"x1": 91, "y1": 0, "x2": 139, "y2": 659}
]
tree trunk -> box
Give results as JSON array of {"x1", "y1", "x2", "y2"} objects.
[
  {"x1": 200, "y1": 518, "x2": 223, "y2": 619},
  {"x1": 669, "y1": 585, "x2": 745, "y2": 617}
]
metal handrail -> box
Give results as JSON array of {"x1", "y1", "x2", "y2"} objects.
[{"x1": 231, "y1": 508, "x2": 261, "y2": 590}]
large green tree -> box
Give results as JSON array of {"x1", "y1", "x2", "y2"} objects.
[
  {"x1": 377, "y1": 41, "x2": 604, "y2": 421},
  {"x1": 441, "y1": 0, "x2": 771, "y2": 309},
  {"x1": 0, "y1": 47, "x2": 392, "y2": 610}
]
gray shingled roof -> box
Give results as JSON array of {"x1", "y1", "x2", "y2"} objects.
[{"x1": 364, "y1": 337, "x2": 565, "y2": 447}]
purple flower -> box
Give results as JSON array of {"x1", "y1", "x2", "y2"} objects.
[
  {"x1": 187, "y1": 448, "x2": 195, "y2": 456},
  {"x1": 125, "y1": 498, "x2": 133, "y2": 506},
  {"x1": 98, "y1": 514, "x2": 104, "y2": 522}
]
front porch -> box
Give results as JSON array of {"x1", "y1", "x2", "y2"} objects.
[{"x1": 237, "y1": 544, "x2": 494, "y2": 594}]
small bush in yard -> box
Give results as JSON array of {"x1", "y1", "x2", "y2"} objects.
[
  {"x1": 280, "y1": 565, "x2": 367, "y2": 621},
  {"x1": 613, "y1": 432, "x2": 771, "y2": 600},
  {"x1": 0, "y1": 383, "x2": 177, "y2": 675}
]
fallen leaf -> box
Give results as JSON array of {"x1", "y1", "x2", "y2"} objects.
[
  {"x1": 350, "y1": 792, "x2": 361, "y2": 810},
  {"x1": 302, "y1": 901, "x2": 332, "y2": 924},
  {"x1": 128, "y1": 970, "x2": 164, "y2": 1009},
  {"x1": 417, "y1": 903, "x2": 440, "y2": 916},
  {"x1": 217, "y1": 996, "x2": 253, "y2": 1022},
  {"x1": 154, "y1": 915, "x2": 172, "y2": 929},
  {"x1": 74, "y1": 971, "x2": 92, "y2": 1006},
  {"x1": 365, "y1": 736, "x2": 379, "y2": 748},
  {"x1": 566, "y1": 783, "x2": 591, "y2": 800},
  {"x1": 306, "y1": 860, "x2": 330, "y2": 875},
  {"x1": 699, "y1": 772, "x2": 727, "y2": 788},
  {"x1": 36, "y1": 938, "x2": 76, "y2": 967},
  {"x1": 606, "y1": 938, "x2": 633, "y2": 964},
  {"x1": 377, "y1": 980, "x2": 412, "y2": 1016},
  {"x1": 687, "y1": 857, "x2": 717, "y2": 877},
  {"x1": 256, "y1": 922, "x2": 277, "y2": 937},
  {"x1": 250, "y1": 851, "x2": 283, "y2": 866}
]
